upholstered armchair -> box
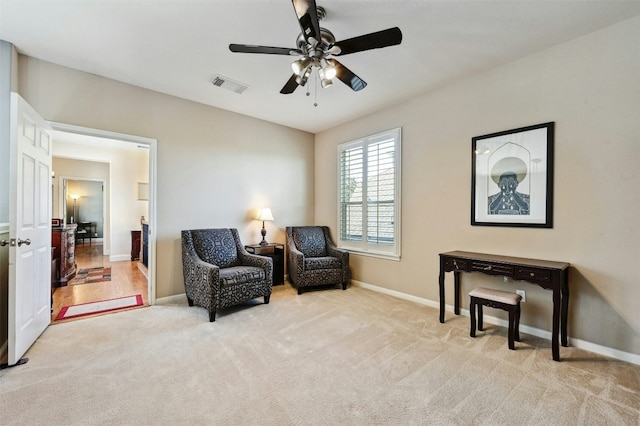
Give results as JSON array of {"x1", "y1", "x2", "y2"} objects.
[
  {"x1": 286, "y1": 226, "x2": 350, "y2": 294},
  {"x1": 182, "y1": 228, "x2": 273, "y2": 322}
]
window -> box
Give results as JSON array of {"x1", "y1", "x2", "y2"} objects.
[{"x1": 338, "y1": 128, "x2": 401, "y2": 259}]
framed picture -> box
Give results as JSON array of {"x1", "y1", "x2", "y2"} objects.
[
  {"x1": 137, "y1": 182, "x2": 149, "y2": 201},
  {"x1": 51, "y1": 218, "x2": 62, "y2": 227},
  {"x1": 471, "y1": 122, "x2": 554, "y2": 228}
]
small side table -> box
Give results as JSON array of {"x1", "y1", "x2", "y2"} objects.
[{"x1": 245, "y1": 243, "x2": 285, "y2": 285}]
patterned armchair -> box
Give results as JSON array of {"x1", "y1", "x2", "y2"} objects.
[
  {"x1": 182, "y1": 228, "x2": 273, "y2": 322},
  {"x1": 286, "y1": 226, "x2": 350, "y2": 294}
]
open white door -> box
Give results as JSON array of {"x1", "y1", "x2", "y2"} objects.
[{"x1": 7, "y1": 93, "x2": 52, "y2": 366}]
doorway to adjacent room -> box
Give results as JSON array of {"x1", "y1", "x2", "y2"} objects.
[{"x1": 50, "y1": 123, "x2": 157, "y2": 322}]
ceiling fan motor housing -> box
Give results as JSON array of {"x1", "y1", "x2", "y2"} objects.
[{"x1": 296, "y1": 27, "x2": 336, "y2": 59}]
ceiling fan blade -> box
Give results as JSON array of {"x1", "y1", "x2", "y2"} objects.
[
  {"x1": 333, "y1": 27, "x2": 402, "y2": 56},
  {"x1": 280, "y1": 74, "x2": 299, "y2": 94},
  {"x1": 229, "y1": 44, "x2": 301, "y2": 55},
  {"x1": 329, "y1": 59, "x2": 367, "y2": 92},
  {"x1": 291, "y1": 0, "x2": 321, "y2": 45}
]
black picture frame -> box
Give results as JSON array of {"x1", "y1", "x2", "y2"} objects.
[{"x1": 471, "y1": 122, "x2": 554, "y2": 228}]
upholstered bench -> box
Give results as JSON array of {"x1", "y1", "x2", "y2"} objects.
[{"x1": 469, "y1": 287, "x2": 522, "y2": 350}]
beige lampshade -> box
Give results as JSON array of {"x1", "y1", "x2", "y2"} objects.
[{"x1": 257, "y1": 207, "x2": 274, "y2": 221}]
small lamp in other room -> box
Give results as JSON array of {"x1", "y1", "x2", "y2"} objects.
[
  {"x1": 70, "y1": 194, "x2": 80, "y2": 223},
  {"x1": 257, "y1": 207, "x2": 274, "y2": 246}
]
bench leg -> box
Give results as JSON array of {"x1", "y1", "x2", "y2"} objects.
[
  {"x1": 477, "y1": 304, "x2": 484, "y2": 331},
  {"x1": 515, "y1": 303, "x2": 521, "y2": 342},
  {"x1": 470, "y1": 298, "x2": 477, "y2": 337},
  {"x1": 508, "y1": 309, "x2": 515, "y2": 350}
]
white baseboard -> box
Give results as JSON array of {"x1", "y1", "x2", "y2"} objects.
[
  {"x1": 109, "y1": 254, "x2": 131, "y2": 262},
  {"x1": 353, "y1": 280, "x2": 640, "y2": 366},
  {"x1": 137, "y1": 262, "x2": 148, "y2": 278}
]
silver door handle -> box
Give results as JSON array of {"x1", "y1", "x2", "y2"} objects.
[{"x1": 1, "y1": 238, "x2": 31, "y2": 247}]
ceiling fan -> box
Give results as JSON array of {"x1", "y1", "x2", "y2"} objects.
[{"x1": 229, "y1": 0, "x2": 402, "y2": 94}]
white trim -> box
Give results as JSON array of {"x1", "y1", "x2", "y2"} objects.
[
  {"x1": 337, "y1": 127, "x2": 402, "y2": 258},
  {"x1": 49, "y1": 121, "x2": 158, "y2": 306},
  {"x1": 353, "y1": 279, "x2": 640, "y2": 366},
  {"x1": 48, "y1": 122, "x2": 154, "y2": 145},
  {"x1": 109, "y1": 254, "x2": 132, "y2": 262},
  {"x1": 0, "y1": 223, "x2": 8, "y2": 233},
  {"x1": 348, "y1": 249, "x2": 401, "y2": 262}
]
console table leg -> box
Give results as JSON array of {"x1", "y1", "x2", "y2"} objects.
[
  {"x1": 439, "y1": 270, "x2": 445, "y2": 323},
  {"x1": 454, "y1": 271, "x2": 461, "y2": 315},
  {"x1": 552, "y1": 289, "x2": 561, "y2": 361},
  {"x1": 561, "y1": 272, "x2": 569, "y2": 347}
]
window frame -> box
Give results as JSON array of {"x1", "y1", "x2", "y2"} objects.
[{"x1": 337, "y1": 127, "x2": 401, "y2": 260}]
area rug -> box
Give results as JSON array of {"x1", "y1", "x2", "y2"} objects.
[
  {"x1": 71, "y1": 267, "x2": 111, "y2": 285},
  {"x1": 55, "y1": 294, "x2": 143, "y2": 321}
]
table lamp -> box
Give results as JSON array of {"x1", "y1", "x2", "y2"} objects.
[
  {"x1": 70, "y1": 194, "x2": 79, "y2": 223},
  {"x1": 257, "y1": 207, "x2": 274, "y2": 246}
]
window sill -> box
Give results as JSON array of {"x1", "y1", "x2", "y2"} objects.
[{"x1": 342, "y1": 248, "x2": 400, "y2": 262}]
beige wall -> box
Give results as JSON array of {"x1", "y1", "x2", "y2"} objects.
[
  {"x1": 18, "y1": 57, "x2": 315, "y2": 300},
  {"x1": 316, "y1": 17, "x2": 640, "y2": 355}
]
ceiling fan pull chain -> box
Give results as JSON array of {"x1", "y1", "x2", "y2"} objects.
[{"x1": 314, "y1": 71, "x2": 318, "y2": 107}]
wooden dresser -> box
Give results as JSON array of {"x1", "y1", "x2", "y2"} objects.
[
  {"x1": 131, "y1": 230, "x2": 141, "y2": 260},
  {"x1": 52, "y1": 225, "x2": 77, "y2": 287}
]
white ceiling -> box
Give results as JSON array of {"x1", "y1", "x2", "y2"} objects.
[{"x1": 2, "y1": 0, "x2": 640, "y2": 134}]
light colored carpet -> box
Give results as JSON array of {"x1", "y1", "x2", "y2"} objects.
[{"x1": 1, "y1": 283, "x2": 638, "y2": 425}]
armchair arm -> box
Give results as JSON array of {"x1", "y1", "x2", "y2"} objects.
[
  {"x1": 327, "y1": 245, "x2": 349, "y2": 265},
  {"x1": 324, "y1": 228, "x2": 350, "y2": 285},
  {"x1": 182, "y1": 231, "x2": 220, "y2": 309},
  {"x1": 238, "y1": 248, "x2": 273, "y2": 285},
  {"x1": 182, "y1": 252, "x2": 220, "y2": 307},
  {"x1": 324, "y1": 228, "x2": 349, "y2": 265},
  {"x1": 285, "y1": 229, "x2": 305, "y2": 286}
]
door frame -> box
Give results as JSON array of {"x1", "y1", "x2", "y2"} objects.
[{"x1": 48, "y1": 122, "x2": 158, "y2": 305}]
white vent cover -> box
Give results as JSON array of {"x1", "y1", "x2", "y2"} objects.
[{"x1": 211, "y1": 75, "x2": 249, "y2": 94}]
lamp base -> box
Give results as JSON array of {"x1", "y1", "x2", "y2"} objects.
[{"x1": 260, "y1": 223, "x2": 268, "y2": 246}]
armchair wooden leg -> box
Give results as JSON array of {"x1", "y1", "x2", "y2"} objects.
[
  {"x1": 264, "y1": 295, "x2": 270, "y2": 304},
  {"x1": 209, "y1": 310, "x2": 216, "y2": 322},
  {"x1": 342, "y1": 283, "x2": 347, "y2": 290},
  {"x1": 297, "y1": 288, "x2": 303, "y2": 295},
  {"x1": 187, "y1": 297, "x2": 194, "y2": 306}
]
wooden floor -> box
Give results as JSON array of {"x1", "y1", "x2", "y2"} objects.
[{"x1": 51, "y1": 241, "x2": 148, "y2": 323}]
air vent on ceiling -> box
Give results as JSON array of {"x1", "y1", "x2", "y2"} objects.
[{"x1": 211, "y1": 75, "x2": 249, "y2": 94}]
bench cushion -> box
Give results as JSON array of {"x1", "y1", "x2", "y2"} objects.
[{"x1": 469, "y1": 287, "x2": 522, "y2": 305}]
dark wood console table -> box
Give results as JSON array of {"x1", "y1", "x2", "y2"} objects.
[{"x1": 439, "y1": 250, "x2": 569, "y2": 361}]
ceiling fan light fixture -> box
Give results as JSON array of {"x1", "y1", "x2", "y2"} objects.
[
  {"x1": 319, "y1": 67, "x2": 333, "y2": 88},
  {"x1": 295, "y1": 65, "x2": 312, "y2": 86},
  {"x1": 321, "y1": 59, "x2": 337, "y2": 80},
  {"x1": 291, "y1": 57, "x2": 312, "y2": 75}
]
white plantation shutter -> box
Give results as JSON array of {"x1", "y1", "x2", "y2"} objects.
[{"x1": 338, "y1": 128, "x2": 401, "y2": 259}]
